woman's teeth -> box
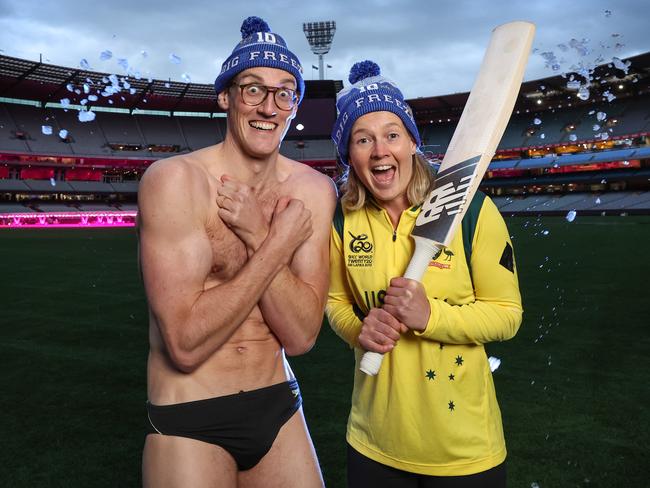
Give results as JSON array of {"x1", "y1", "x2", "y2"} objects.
[{"x1": 372, "y1": 165, "x2": 393, "y2": 173}]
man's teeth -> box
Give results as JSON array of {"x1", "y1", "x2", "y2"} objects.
[{"x1": 250, "y1": 121, "x2": 275, "y2": 130}]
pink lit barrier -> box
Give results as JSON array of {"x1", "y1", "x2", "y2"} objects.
[{"x1": 0, "y1": 211, "x2": 137, "y2": 228}]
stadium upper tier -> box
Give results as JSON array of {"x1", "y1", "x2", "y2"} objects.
[
  {"x1": 1, "y1": 52, "x2": 649, "y2": 153},
  {"x1": 1, "y1": 91, "x2": 648, "y2": 166}
]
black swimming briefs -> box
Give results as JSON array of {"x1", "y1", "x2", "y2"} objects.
[{"x1": 146, "y1": 379, "x2": 302, "y2": 471}]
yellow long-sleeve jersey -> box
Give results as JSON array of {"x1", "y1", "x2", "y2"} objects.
[{"x1": 326, "y1": 194, "x2": 523, "y2": 476}]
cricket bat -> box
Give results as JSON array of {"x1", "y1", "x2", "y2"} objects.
[{"x1": 359, "y1": 21, "x2": 535, "y2": 376}]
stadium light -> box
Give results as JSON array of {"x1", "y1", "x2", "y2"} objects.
[{"x1": 303, "y1": 21, "x2": 336, "y2": 80}]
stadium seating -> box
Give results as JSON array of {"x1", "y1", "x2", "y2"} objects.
[
  {"x1": 1, "y1": 52, "x2": 648, "y2": 217},
  {"x1": 178, "y1": 116, "x2": 225, "y2": 150}
]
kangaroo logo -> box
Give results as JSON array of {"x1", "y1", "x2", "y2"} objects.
[
  {"x1": 348, "y1": 231, "x2": 373, "y2": 253},
  {"x1": 432, "y1": 248, "x2": 454, "y2": 261}
]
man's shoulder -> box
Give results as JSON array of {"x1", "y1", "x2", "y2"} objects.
[
  {"x1": 140, "y1": 151, "x2": 209, "y2": 195},
  {"x1": 280, "y1": 157, "x2": 336, "y2": 197}
]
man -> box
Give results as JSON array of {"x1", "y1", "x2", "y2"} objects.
[{"x1": 138, "y1": 16, "x2": 336, "y2": 487}]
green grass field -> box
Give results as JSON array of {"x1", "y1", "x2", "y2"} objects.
[{"x1": 1, "y1": 216, "x2": 648, "y2": 487}]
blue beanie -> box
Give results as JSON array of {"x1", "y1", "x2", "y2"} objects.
[
  {"x1": 214, "y1": 16, "x2": 305, "y2": 103},
  {"x1": 332, "y1": 60, "x2": 421, "y2": 165}
]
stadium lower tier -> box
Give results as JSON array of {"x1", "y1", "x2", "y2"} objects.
[{"x1": 2, "y1": 191, "x2": 649, "y2": 229}]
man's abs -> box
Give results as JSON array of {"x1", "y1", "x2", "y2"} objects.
[{"x1": 147, "y1": 316, "x2": 289, "y2": 405}]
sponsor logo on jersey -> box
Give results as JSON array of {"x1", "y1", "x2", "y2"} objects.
[
  {"x1": 429, "y1": 247, "x2": 454, "y2": 269},
  {"x1": 347, "y1": 231, "x2": 374, "y2": 267}
]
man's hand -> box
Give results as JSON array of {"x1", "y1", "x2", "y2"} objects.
[
  {"x1": 216, "y1": 175, "x2": 270, "y2": 252},
  {"x1": 357, "y1": 308, "x2": 408, "y2": 354},
  {"x1": 383, "y1": 277, "x2": 431, "y2": 332},
  {"x1": 267, "y1": 197, "x2": 313, "y2": 265}
]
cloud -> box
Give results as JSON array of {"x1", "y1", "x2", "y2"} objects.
[{"x1": 1, "y1": 0, "x2": 647, "y2": 97}]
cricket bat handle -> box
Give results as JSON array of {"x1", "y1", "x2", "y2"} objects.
[{"x1": 359, "y1": 237, "x2": 441, "y2": 375}]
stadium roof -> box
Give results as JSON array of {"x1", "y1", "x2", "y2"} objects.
[
  {"x1": 0, "y1": 51, "x2": 648, "y2": 119},
  {"x1": 409, "y1": 52, "x2": 650, "y2": 124},
  {"x1": 0, "y1": 54, "x2": 341, "y2": 113}
]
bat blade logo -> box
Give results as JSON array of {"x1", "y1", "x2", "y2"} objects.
[
  {"x1": 419, "y1": 176, "x2": 472, "y2": 224},
  {"x1": 417, "y1": 155, "x2": 481, "y2": 226}
]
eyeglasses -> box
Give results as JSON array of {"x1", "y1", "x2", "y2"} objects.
[{"x1": 232, "y1": 83, "x2": 298, "y2": 111}]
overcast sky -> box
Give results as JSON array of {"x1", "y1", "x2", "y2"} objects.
[{"x1": 0, "y1": 0, "x2": 648, "y2": 99}]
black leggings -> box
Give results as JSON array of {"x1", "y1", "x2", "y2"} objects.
[{"x1": 347, "y1": 444, "x2": 506, "y2": 488}]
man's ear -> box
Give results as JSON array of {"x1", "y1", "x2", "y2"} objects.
[{"x1": 217, "y1": 90, "x2": 230, "y2": 111}]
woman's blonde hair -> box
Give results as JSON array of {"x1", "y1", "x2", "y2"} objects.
[{"x1": 339, "y1": 152, "x2": 436, "y2": 211}]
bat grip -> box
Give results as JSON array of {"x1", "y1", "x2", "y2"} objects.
[
  {"x1": 404, "y1": 237, "x2": 441, "y2": 281},
  {"x1": 359, "y1": 237, "x2": 441, "y2": 376}
]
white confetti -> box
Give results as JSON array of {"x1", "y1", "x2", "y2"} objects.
[
  {"x1": 117, "y1": 58, "x2": 129, "y2": 71},
  {"x1": 181, "y1": 73, "x2": 191, "y2": 83},
  {"x1": 78, "y1": 110, "x2": 96, "y2": 122},
  {"x1": 50, "y1": 177, "x2": 56, "y2": 187},
  {"x1": 99, "y1": 50, "x2": 112, "y2": 61},
  {"x1": 79, "y1": 58, "x2": 91, "y2": 69},
  {"x1": 595, "y1": 197, "x2": 601, "y2": 204},
  {"x1": 534, "y1": 118, "x2": 542, "y2": 125},
  {"x1": 488, "y1": 357, "x2": 501, "y2": 372},
  {"x1": 612, "y1": 57, "x2": 631, "y2": 74},
  {"x1": 60, "y1": 98, "x2": 70, "y2": 108},
  {"x1": 88, "y1": 94, "x2": 98, "y2": 101},
  {"x1": 540, "y1": 51, "x2": 561, "y2": 71},
  {"x1": 41, "y1": 125, "x2": 52, "y2": 135},
  {"x1": 596, "y1": 111, "x2": 607, "y2": 121},
  {"x1": 66, "y1": 83, "x2": 74, "y2": 92},
  {"x1": 566, "y1": 80, "x2": 581, "y2": 90},
  {"x1": 569, "y1": 134, "x2": 578, "y2": 142},
  {"x1": 593, "y1": 124, "x2": 600, "y2": 131},
  {"x1": 169, "y1": 53, "x2": 181, "y2": 64},
  {"x1": 569, "y1": 38, "x2": 590, "y2": 57},
  {"x1": 59, "y1": 129, "x2": 68, "y2": 139},
  {"x1": 603, "y1": 90, "x2": 616, "y2": 102},
  {"x1": 566, "y1": 210, "x2": 577, "y2": 222},
  {"x1": 577, "y1": 86, "x2": 590, "y2": 100}
]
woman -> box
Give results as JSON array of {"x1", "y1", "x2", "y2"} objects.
[{"x1": 327, "y1": 60, "x2": 523, "y2": 487}]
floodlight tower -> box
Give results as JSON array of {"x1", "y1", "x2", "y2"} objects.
[{"x1": 303, "y1": 21, "x2": 336, "y2": 80}]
